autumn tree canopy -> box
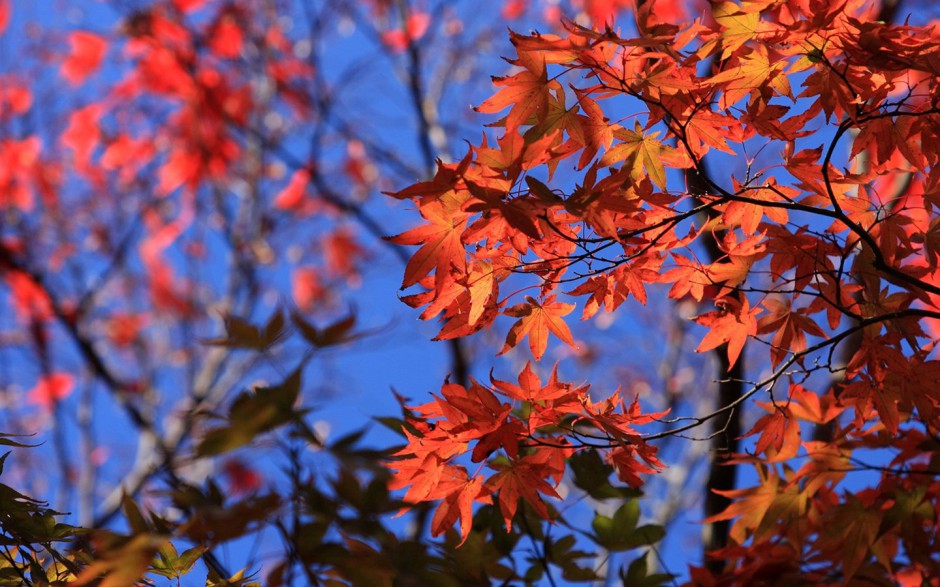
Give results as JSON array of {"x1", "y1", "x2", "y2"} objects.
[
  {"x1": 1, "y1": 0, "x2": 940, "y2": 585},
  {"x1": 388, "y1": 0, "x2": 940, "y2": 584}
]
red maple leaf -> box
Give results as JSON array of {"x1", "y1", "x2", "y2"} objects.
[
  {"x1": 61, "y1": 31, "x2": 107, "y2": 86},
  {"x1": 209, "y1": 13, "x2": 243, "y2": 59},
  {"x1": 61, "y1": 105, "x2": 102, "y2": 169},
  {"x1": 28, "y1": 373, "x2": 74, "y2": 412},
  {"x1": 381, "y1": 12, "x2": 431, "y2": 54},
  {"x1": 757, "y1": 297, "x2": 827, "y2": 368},
  {"x1": 223, "y1": 459, "x2": 263, "y2": 495},
  {"x1": 0, "y1": 1, "x2": 8, "y2": 36}
]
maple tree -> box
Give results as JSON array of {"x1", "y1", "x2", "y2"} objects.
[
  {"x1": 3, "y1": 0, "x2": 940, "y2": 585},
  {"x1": 0, "y1": 0, "x2": 553, "y2": 584},
  {"x1": 386, "y1": 0, "x2": 940, "y2": 584}
]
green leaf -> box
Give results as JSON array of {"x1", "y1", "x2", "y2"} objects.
[
  {"x1": 592, "y1": 501, "x2": 638, "y2": 549},
  {"x1": 626, "y1": 525, "x2": 666, "y2": 548},
  {"x1": 205, "y1": 567, "x2": 262, "y2": 587},
  {"x1": 196, "y1": 367, "x2": 306, "y2": 457},
  {"x1": 621, "y1": 552, "x2": 675, "y2": 586},
  {"x1": 204, "y1": 309, "x2": 289, "y2": 350},
  {"x1": 569, "y1": 450, "x2": 638, "y2": 500},
  {"x1": 290, "y1": 311, "x2": 358, "y2": 348},
  {"x1": 545, "y1": 535, "x2": 597, "y2": 582},
  {"x1": 122, "y1": 493, "x2": 150, "y2": 534},
  {"x1": 591, "y1": 501, "x2": 663, "y2": 551}
]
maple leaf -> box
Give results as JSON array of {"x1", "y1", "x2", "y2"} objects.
[
  {"x1": 786, "y1": 384, "x2": 844, "y2": 426},
  {"x1": 502, "y1": 0, "x2": 527, "y2": 20},
  {"x1": 6, "y1": 270, "x2": 53, "y2": 323},
  {"x1": 429, "y1": 474, "x2": 487, "y2": 545},
  {"x1": 157, "y1": 148, "x2": 203, "y2": 196},
  {"x1": 660, "y1": 253, "x2": 707, "y2": 302},
  {"x1": 0, "y1": 137, "x2": 40, "y2": 212},
  {"x1": 0, "y1": 79, "x2": 31, "y2": 116},
  {"x1": 491, "y1": 363, "x2": 586, "y2": 429},
  {"x1": 599, "y1": 121, "x2": 668, "y2": 190},
  {"x1": 817, "y1": 495, "x2": 883, "y2": 582},
  {"x1": 485, "y1": 453, "x2": 562, "y2": 531},
  {"x1": 464, "y1": 172, "x2": 542, "y2": 239},
  {"x1": 322, "y1": 227, "x2": 365, "y2": 281},
  {"x1": 272, "y1": 169, "x2": 312, "y2": 212},
  {"x1": 841, "y1": 373, "x2": 904, "y2": 434},
  {"x1": 567, "y1": 273, "x2": 622, "y2": 320},
  {"x1": 798, "y1": 63, "x2": 858, "y2": 122},
  {"x1": 291, "y1": 267, "x2": 328, "y2": 313},
  {"x1": 0, "y1": 1, "x2": 9, "y2": 37},
  {"x1": 500, "y1": 295, "x2": 576, "y2": 360},
  {"x1": 61, "y1": 105, "x2": 102, "y2": 169},
  {"x1": 101, "y1": 133, "x2": 152, "y2": 180},
  {"x1": 705, "y1": 231, "x2": 766, "y2": 297},
  {"x1": 463, "y1": 259, "x2": 510, "y2": 327},
  {"x1": 490, "y1": 362, "x2": 579, "y2": 405},
  {"x1": 28, "y1": 372, "x2": 74, "y2": 412},
  {"x1": 757, "y1": 297, "x2": 827, "y2": 368},
  {"x1": 381, "y1": 12, "x2": 431, "y2": 54},
  {"x1": 710, "y1": 1, "x2": 761, "y2": 59},
  {"x1": 581, "y1": 393, "x2": 668, "y2": 445},
  {"x1": 607, "y1": 443, "x2": 662, "y2": 488},
  {"x1": 709, "y1": 45, "x2": 792, "y2": 110},
  {"x1": 387, "y1": 198, "x2": 468, "y2": 291},
  {"x1": 695, "y1": 294, "x2": 761, "y2": 368},
  {"x1": 222, "y1": 459, "x2": 263, "y2": 495},
  {"x1": 707, "y1": 467, "x2": 805, "y2": 545},
  {"x1": 209, "y1": 12, "x2": 243, "y2": 59},
  {"x1": 744, "y1": 406, "x2": 801, "y2": 463},
  {"x1": 722, "y1": 177, "x2": 794, "y2": 235},
  {"x1": 475, "y1": 48, "x2": 555, "y2": 132},
  {"x1": 61, "y1": 31, "x2": 107, "y2": 86},
  {"x1": 790, "y1": 440, "x2": 849, "y2": 497},
  {"x1": 389, "y1": 434, "x2": 463, "y2": 506},
  {"x1": 681, "y1": 107, "x2": 740, "y2": 158},
  {"x1": 566, "y1": 90, "x2": 616, "y2": 170}
]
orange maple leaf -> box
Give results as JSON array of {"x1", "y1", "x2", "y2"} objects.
[
  {"x1": 706, "y1": 467, "x2": 806, "y2": 545},
  {"x1": 695, "y1": 294, "x2": 761, "y2": 368},
  {"x1": 475, "y1": 49, "x2": 555, "y2": 132},
  {"x1": 500, "y1": 295, "x2": 576, "y2": 360},
  {"x1": 387, "y1": 199, "x2": 467, "y2": 291},
  {"x1": 786, "y1": 383, "x2": 844, "y2": 425},
  {"x1": 485, "y1": 453, "x2": 562, "y2": 531},
  {"x1": 723, "y1": 177, "x2": 794, "y2": 235},
  {"x1": 429, "y1": 473, "x2": 487, "y2": 545}
]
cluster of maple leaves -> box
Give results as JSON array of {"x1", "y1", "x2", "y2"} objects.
[
  {"x1": 389, "y1": 363, "x2": 665, "y2": 542},
  {"x1": 388, "y1": 0, "x2": 940, "y2": 582}
]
